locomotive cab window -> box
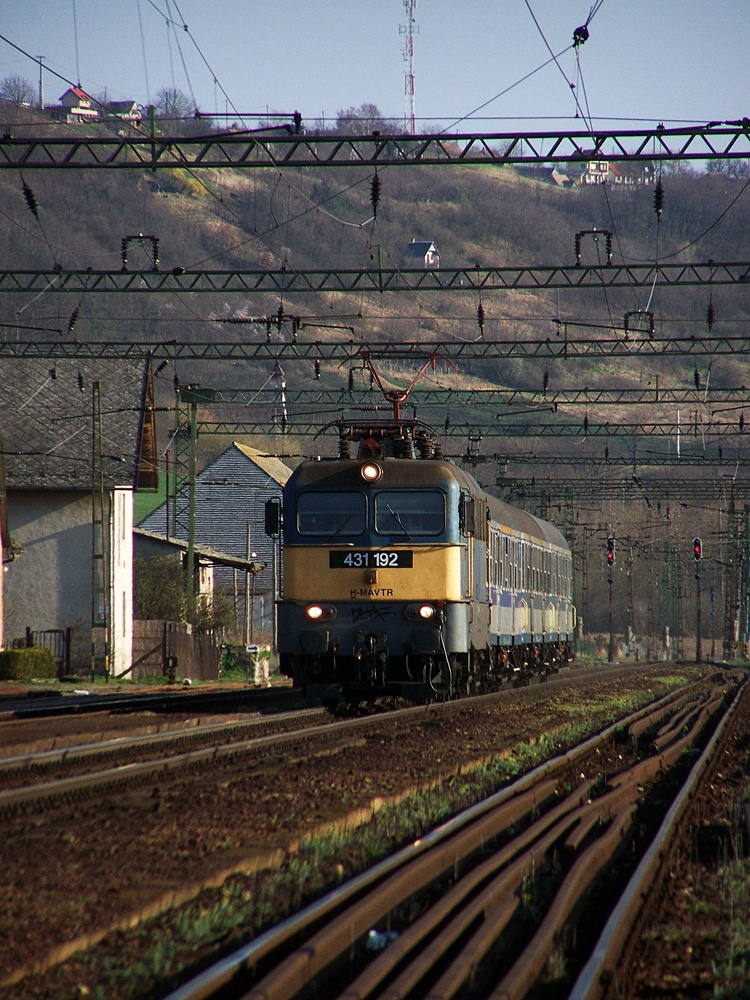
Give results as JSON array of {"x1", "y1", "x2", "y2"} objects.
[
  {"x1": 297, "y1": 491, "x2": 366, "y2": 536},
  {"x1": 375, "y1": 490, "x2": 445, "y2": 536}
]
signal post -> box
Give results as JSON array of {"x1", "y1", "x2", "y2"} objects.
[
  {"x1": 607, "y1": 536, "x2": 616, "y2": 662},
  {"x1": 693, "y1": 537, "x2": 702, "y2": 662}
]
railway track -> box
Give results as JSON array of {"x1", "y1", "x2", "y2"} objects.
[
  {"x1": 0, "y1": 683, "x2": 299, "y2": 720},
  {"x1": 161, "y1": 672, "x2": 746, "y2": 1000},
  {"x1": 0, "y1": 706, "x2": 329, "y2": 793}
]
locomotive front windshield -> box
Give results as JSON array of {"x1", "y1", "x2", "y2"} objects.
[
  {"x1": 374, "y1": 490, "x2": 445, "y2": 536},
  {"x1": 297, "y1": 491, "x2": 366, "y2": 536}
]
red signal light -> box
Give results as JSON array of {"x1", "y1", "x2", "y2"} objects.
[{"x1": 693, "y1": 537, "x2": 702, "y2": 561}]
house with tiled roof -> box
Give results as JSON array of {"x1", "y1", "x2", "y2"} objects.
[
  {"x1": 1, "y1": 358, "x2": 157, "y2": 675},
  {"x1": 52, "y1": 87, "x2": 99, "y2": 122}
]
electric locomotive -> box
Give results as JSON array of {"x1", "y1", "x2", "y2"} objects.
[{"x1": 267, "y1": 419, "x2": 574, "y2": 702}]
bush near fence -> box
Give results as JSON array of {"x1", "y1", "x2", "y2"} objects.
[{"x1": 0, "y1": 647, "x2": 57, "y2": 680}]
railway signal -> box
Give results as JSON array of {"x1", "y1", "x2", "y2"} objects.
[
  {"x1": 692, "y1": 537, "x2": 703, "y2": 662},
  {"x1": 606, "y1": 536, "x2": 616, "y2": 568}
]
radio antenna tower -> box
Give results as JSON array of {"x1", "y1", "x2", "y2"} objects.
[{"x1": 400, "y1": 0, "x2": 418, "y2": 134}]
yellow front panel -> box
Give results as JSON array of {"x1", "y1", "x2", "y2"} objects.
[{"x1": 284, "y1": 545, "x2": 464, "y2": 601}]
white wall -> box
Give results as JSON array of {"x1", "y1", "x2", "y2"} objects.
[
  {"x1": 5, "y1": 489, "x2": 134, "y2": 676},
  {"x1": 5, "y1": 491, "x2": 92, "y2": 667},
  {"x1": 110, "y1": 488, "x2": 133, "y2": 677}
]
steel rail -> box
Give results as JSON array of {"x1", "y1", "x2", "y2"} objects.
[
  {"x1": 0, "y1": 705, "x2": 435, "y2": 820},
  {"x1": 0, "y1": 686, "x2": 572, "y2": 819},
  {"x1": 0, "y1": 708, "x2": 326, "y2": 779},
  {"x1": 161, "y1": 681, "x2": 705, "y2": 1000},
  {"x1": 2, "y1": 125, "x2": 750, "y2": 170},
  {"x1": 569, "y1": 677, "x2": 748, "y2": 1000}
]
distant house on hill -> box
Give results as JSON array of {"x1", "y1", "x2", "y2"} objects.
[
  {"x1": 403, "y1": 239, "x2": 439, "y2": 269},
  {"x1": 577, "y1": 160, "x2": 654, "y2": 187},
  {"x1": 46, "y1": 87, "x2": 99, "y2": 123},
  {"x1": 105, "y1": 100, "x2": 141, "y2": 125},
  {"x1": 1, "y1": 358, "x2": 157, "y2": 676}
]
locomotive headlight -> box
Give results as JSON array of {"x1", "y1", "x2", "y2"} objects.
[
  {"x1": 360, "y1": 462, "x2": 382, "y2": 483},
  {"x1": 405, "y1": 603, "x2": 437, "y2": 622},
  {"x1": 305, "y1": 604, "x2": 337, "y2": 621}
]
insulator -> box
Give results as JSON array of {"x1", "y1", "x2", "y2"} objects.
[
  {"x1": 48, "y1": 367, "x2": 56, "y2": 380},
  {"x1": 370, "y1": 171, "x2": 381, "y2": 218},
  {"x1": 348, "y1": 369, "x2": 354, "y2": 393},
  {"x1": 604, "y1": 445, "x2": 609, "y2": 461},
  {"x1": 719, "y1": 446, "x2": 723, "y2": 460},
  {"x1": 707, "y1": 301, "x2": 715, "y2": 330},
  {"x1": 741, "y1": 413, "x2": 745, "y2": 432},
  {"x1": 174, "y1": 373, "x2": 179, "y2": 389},
  {"x1": 77, "y1": 372, "x2": 84, "y2": 392},
  {"x1": 694, "y1": 367, "x2": 701, "y2": 390},
  {"x1": 155, "y1": 360, "x2": 168, "y2": 374},
  {"x1": 583, "y1": 413, "x2": 589, "y2": 434},
  {"x1": 573, "y1": 24, "x2": 589, "y2": 46},
  {"x1": 477, "y1": 301, "x2": 485, "y2": 334},
  {"x1": 67, "y1": 307, "x2": 79, "y2": 333},
  {"x1": 542, "y1": 368, "x2": 549, "y2": 396},
  {"x1": 314, "y1": 359, "x2": 320, "y2": 379},
  {"x1": 22, "y1": 181, "x2": 39, "y2": 219},
  {"x1": 653, "y1": 179, "x2": 664, "y2": 217},
  {"x1": 293, "y1": 110, "x2": 302, "y2": 134}
]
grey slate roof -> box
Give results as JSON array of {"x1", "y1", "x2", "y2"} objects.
[
  {"x1": 1, "y1": 358, "x2": 148, "y2": 490},
  {"x1": 139, "y1": 442, "x2": 291, "y2": 576}
]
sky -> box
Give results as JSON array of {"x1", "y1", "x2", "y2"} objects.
[{"x1": 1, "y1": 1, "x2": 749, "y2": 133}]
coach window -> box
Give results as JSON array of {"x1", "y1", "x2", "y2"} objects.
[
  {"x1": 375, "y1": 490, "x2": 445, "y2": 536},
  {"x1": 297, "y1": 491, "x2": 366, "y2": 536}
]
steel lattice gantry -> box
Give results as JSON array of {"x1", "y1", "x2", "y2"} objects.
[
  {"x1": 191, "y1": 417, "x2": 750, "y2": 439},
  {"x1": 178, "y1": 385, "x2": 750, "y2": 407},
  {"x1": 6, "y1": 336, "x2": 750, "y2": 361},
  {"x1": 496, "y1": 476, "x2": 750, "y2": 504},
  {"x1": 1, "y1": 261, "x2": 749, "y2": 295},
  {"x1": 2, "y1": 124, "x2": 750, "y2": 169}
]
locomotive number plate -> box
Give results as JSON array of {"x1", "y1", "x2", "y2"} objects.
[{"x1": 329, "y1": 550, "x2": 413, "y2": 568}]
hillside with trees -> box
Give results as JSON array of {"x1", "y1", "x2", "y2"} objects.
[{"x1": 3, "y1": 96, "x2": 750, "y2": 642}]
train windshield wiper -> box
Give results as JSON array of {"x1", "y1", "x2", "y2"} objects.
[
  {"x1": 328, "y1": 512, "x2": 355, "y2": 541},
  {"x1": 385, "y1": 504, "x2": 412, "y2": 539}
]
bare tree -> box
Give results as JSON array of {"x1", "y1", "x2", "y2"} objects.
[
  {"x1": 152, "y1": 87, "x2": 212, "y2": 135},
  {"x1": 335, "y1": 103, "x2": 396, "y2": 135},
  {"x1": 0, "y1": 75, "x2": 35, "y2": 105}
]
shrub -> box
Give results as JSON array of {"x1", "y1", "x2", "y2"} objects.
[{"x1": 0, "y1": 647, "x2": 56, "y2": 680}]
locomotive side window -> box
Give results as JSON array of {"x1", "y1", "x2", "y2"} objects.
[
  {"x1": 297, "y1": 491, "x2": 366, "y2": 536},
  {"x1": 375, "y1": 490, "x2": 445, "y2": 536}
]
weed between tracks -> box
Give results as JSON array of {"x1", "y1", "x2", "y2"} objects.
[{"x1": 10, "y1": 671, "x2": 697, "y2": 1000}]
